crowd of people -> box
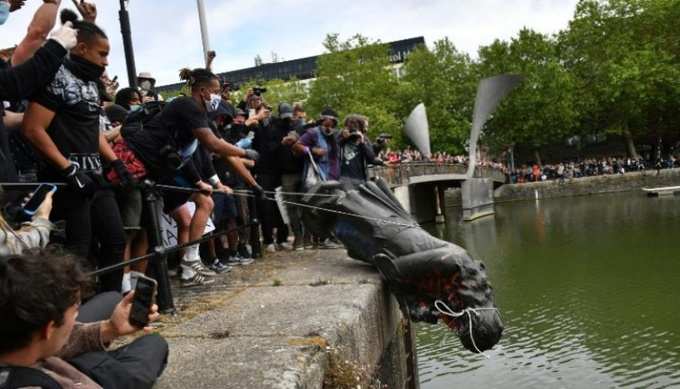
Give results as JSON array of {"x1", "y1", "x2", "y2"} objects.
[
  {"x1": 0, "y1": 2, "x2": 395, "y2": 387},
  {"x1": 506, "y1": 156, "x2": 680, "y2": 184}
]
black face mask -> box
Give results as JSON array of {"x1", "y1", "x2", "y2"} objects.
[{"x1": 68, "y1": 54, "x2": 106, "y2": 81}]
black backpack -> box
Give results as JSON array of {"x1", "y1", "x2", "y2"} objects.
[
  {"x1": 120, "y1": 100, "x2": 165, "y2": 139},
  {"x1": 0, "y1": 365, "x2": 62, "y2": 389}
]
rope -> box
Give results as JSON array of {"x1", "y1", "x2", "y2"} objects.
[
  {"x1": 434, "y1": 299, "x2": 499, "y2": 359},
  {"x1": 86, "y1": 222, "x2": 255, "y2": 277},
  {"x1": 231, "y1": 189, "x2": 419, "y2": 229}
]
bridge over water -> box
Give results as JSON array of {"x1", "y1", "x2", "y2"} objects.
[{"x1": 369, "y1": 162, "x2": 507, "y2": 223}]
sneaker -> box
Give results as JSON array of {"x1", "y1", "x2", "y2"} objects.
[
  {"x1": 237, "y1": 243, "x2": 252, "y2": 259},
  {"x1": 318, "y1": 238, "x2": 341, "y2": 249},
  {"x1": 181, "y1": 272, "x2": 215, "y2": 287},
  {"x1": 278, "y1": 242, "x2": 293, "y2": 251},
  {"x1": 210, "y1": 259, "x2": 232, "y2": 274},
  {"x1": 181, "y1": 260, "x2": 217, "y2": 277},
  {"x1": 265, "y1": 243, "x2": 277, "y2": 253},
  {"x1": 293, "y1": 237, "x2": 304, "y2": 251},
  {"x1": 225, "y1": 255, "x2": 255, "y2": 266}
]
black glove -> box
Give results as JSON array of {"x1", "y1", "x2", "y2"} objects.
[
  {"x1": 252, "y1": 184, "x2": 265, "y2": 200},
  {"x1": 61, "y1": 163, "x2": 96, "y2": 198},
  {"x1": 244, "y1": 149, "x2": 260, "y2": 161},
  {"x1": 111, "y1": 159, "x2": 136, "y2": 188}
]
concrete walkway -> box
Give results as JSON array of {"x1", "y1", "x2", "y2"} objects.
[{"x1": 153, "y1": 249, "x2": 407, "y2": 389}]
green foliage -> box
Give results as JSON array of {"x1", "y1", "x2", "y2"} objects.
[
  {"x1": 558, "y1": 0, "x2": 680, "y2": 155},
  {"x1": 231, "y1": 78, "x2": 308, "y2": 114},
  {"x1": 306, "y1": 34, "x2": 403, "y2": 144},
  {"x1": 478, "y1": 29, "x2": 579, "y2": 153},
  {"x1": 218, "y1": 1, "x2": 679, "y2": 158},
  {"x1": 399, "y1": 38, "x2": 478, "y2": 154}
]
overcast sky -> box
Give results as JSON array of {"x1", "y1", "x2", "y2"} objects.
[{"x1": 0, "y1": 0, "x2": 578, "y2": 86}]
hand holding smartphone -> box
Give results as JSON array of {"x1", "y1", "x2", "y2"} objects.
[
  {"x1": 22, "y1": 184, "x2": 57, "y2": 217},
  {"x1": 128, "y1": 274, "x2": 158, "y2": 328}
]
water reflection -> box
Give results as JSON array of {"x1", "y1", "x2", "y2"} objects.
[{"x1": 418, "y1": 193, "x2": 680, "y2": 388}]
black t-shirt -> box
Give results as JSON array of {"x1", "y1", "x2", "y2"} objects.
[
  {"x1": 340, "y1": 141, "x2": 367, "y2": 181},
  {"x1": 125, "y1": 96, "x2": 210, "y2": 176},
  {"x1": 32, "y1": 62, "x2": 102, "y2": 177}
]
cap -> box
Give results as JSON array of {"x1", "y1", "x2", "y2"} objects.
[
  {"x1": 137, "y1": 72, "x2": 155, "y2": 82},
  {"x1": 319, "y1": 107, "x2": 338, "y2": 124},
  {"x1": 278, "y1": 103, "x2": 293, "y2": 119}
]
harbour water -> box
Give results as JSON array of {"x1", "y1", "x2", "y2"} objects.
[{"x1": 418, "y1": 192, "x2": 680, "y2": 388}]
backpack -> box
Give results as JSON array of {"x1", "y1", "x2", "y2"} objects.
[
  {"x1": 120, "y1": 100, "x2": 165, "y2": 139},
  {"x1": 0, "y1": 366, "x2": 62, "y2": 389}
]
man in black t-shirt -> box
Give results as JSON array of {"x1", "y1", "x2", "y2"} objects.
[
  {"x1": 338, "y1": 114, "x2": 383, "y2": 184},
  {"x1": 123, "y1": 68, "x2": 261, "y2": 287},
  {"x1": 22, "y1": 18, "x2": 133, "y2": 292}
]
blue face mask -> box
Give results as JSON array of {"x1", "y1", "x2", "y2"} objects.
[
  {"x1": 129, "y1": 104, "x2": 142, "y2": 112},
  {"x1": 0, "y1": 2, "x2": 10, "y2": 26}
]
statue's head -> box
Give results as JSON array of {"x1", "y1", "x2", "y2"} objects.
[{"x1": 391, "y1": 246, "x2": 503, "y2": 353}]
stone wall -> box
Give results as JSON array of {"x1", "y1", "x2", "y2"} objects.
[{"x1": 494, "y1": 168, "x2": 680, "y2": 202}]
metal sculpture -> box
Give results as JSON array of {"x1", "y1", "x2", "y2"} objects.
[{"x1": 301, "y1": 178, "x2": 503, "y2": 353}]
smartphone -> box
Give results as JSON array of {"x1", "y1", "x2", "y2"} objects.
[
  {"x1": 128, "y1": 274, "x2": 157, "y2": 327},
  {"x1": 22, "y1": 184, "x2": 57, "y2": 216},
  {"x1": 112, "y1": 75, "x2": 118, "y2": 82},
  {"x1": 249, "y1": 108, "x2": 256, "y2": 118}
]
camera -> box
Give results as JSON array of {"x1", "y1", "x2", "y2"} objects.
[{"x1": 253, "y1": 86, "x2": 267, "y2": 96}]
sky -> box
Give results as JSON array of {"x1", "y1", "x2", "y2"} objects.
[{"x1": 0, "y1": 0, "x2": 579, "y2": 86}]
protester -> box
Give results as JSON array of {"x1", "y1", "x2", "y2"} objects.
[
  {"x1": 21, "y1": 11, "x2": 131, "y2": 293},
  {"x1": 137, "y1": 71, "x2": 160, "y2": 102},
  {"x1": 338, "y1": 114, "x2": 383, "y2": 184},
  {"x1": 250, "y1": 97, "x2": 290, "y2": 253},
  {"x1": 293, "y1": 107, "x2": 342, "y2": 249},
  {"x1": 114, "y1": 87, "x2": 142, "y2": 111},
  {"x1": 121, "y1": 67, "x2": 261, "y2": 286},
  {"x1": 0, "y1": 5, "x2": 77, "y2": 182},
  {"x1": 0, "y1": 252, "x2": 168, "y2": 389},
  {"x1": 279, "y1": 103, "x2": 306, "y2": 250}
]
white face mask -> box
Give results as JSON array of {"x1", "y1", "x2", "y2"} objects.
[
  {"x1": 139, "y1": 80, "x2": 153, "y2": 91},
  {"x1": 205, "y1": 93, "x2": 221, "y2": 112}
]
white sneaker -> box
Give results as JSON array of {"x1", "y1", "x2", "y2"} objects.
[
  {"x1": 278, "y1": 242, "x2": 293, "y2": 251},
  {"x1": 181, "y1": 272, "x2": 215, "y2": 287},
  {"x1": 265, "y1": 243, "x2": 277, "y2": 253},
  {"x1": 181, "y1": 260, "x2": 217, "y2": 277}
]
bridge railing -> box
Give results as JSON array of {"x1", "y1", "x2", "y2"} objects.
[{"x1": 369, "y1": 162, "x2": 506, "y2": 187}]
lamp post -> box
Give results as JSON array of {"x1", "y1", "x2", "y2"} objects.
[
  {"x1": 119, "y1": 0, "x2": 138, "y2": 88},
  {"x1": 196, "y1": 0, "x2": 211, "y2": 67}
]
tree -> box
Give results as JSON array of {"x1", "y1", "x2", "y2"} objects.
[
  {"x1": 478, "y1": 29, "x2": 579, "y2": 164},
  {"x1": 398, "y1": 38, "x2": 478, "y2": 155},
  {"x1": 306, "y1": 34, "x2": 402, "y2": 143},
  {"x1": 558, "y1": 0, "x2": 680, "y2": 158},
  {"x1": 231, "y1": 78, "x2": 308, "y2": 113}
]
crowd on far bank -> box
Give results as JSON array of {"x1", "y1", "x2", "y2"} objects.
[
  {"x1": 506, "y1": 156, "x2": 680, "y2": 184},
  {"x1": 376, "y1": 147, "x2": 680, "y2": 185}
]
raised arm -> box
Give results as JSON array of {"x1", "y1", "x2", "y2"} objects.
[
  {"x1": 0, "y1": 40, "x2": 66, "y2": 101},
  {"x1": 11, "y1": 0, "x2": 61, "y2": 66}
]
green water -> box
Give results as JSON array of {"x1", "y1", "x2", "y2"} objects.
[{"x1": 417, "y1": 192, "x2": 680, "y2": 388}]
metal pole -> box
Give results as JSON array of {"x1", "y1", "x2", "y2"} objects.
[
  {"x1": 196, "y1": 0, "x2": 211, "y2": 67},
  {"x1": 119, "y1": 0, "x2": 138, "y2": 88},
  {"x1": 143, "y1": 188, "x2": 175, "y2": 314}
]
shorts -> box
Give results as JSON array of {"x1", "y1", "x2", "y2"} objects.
[
  {"x1": 212, "y1": 192, "x2": 237, "y2": 225},
  {"x1": 115, "y1": 188, "x2": 145, "y2": 231},
  {"x1": 161, "y1": 175, "x2": 193, "y2": 214}
]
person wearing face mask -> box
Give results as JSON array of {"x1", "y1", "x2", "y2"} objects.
[
  {"x1": 122, "y1": 67, "x2": 261, "y2": 287},
  {"x1": 21, "y1": 10, "x2": 132, "y2": 293},
  {"x1": 292, "y1": 107, "x2": 342, "y2": 249},
  {"x1": 293, "y1": 107, "x2": 341, "y2": 183},
  {"x1": 0, "y1": 1, "x2": 77, "y2": 183},
  {"x1": 136, "y1": 71, "x2": 159, "y2": 102},
  {"x1": 114, "y1": 87, "x2": 142, "y2": 111}
]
